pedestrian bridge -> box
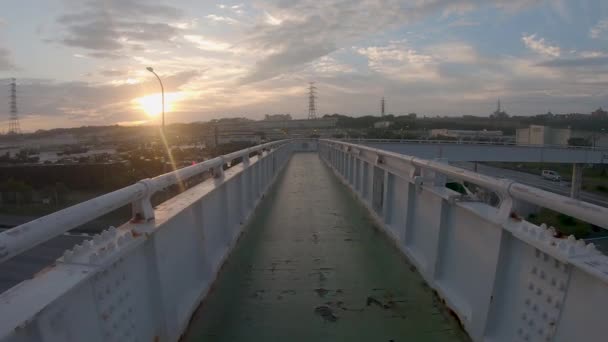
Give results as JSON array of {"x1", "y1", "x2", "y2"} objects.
[{"x1": 1, "y1": 139, "x2": 607, "y2": 342}]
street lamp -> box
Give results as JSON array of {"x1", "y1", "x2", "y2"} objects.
[
  {"x1": 146, "y1": 67, "x2": 165, "y2": 132},
  {"x1": 147, "y1": 67, "x2": 167, "y2": 173}
]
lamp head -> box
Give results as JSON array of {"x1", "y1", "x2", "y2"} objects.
[{"x1": 146, "y1": 67, "x2": 154, "y2": 72}]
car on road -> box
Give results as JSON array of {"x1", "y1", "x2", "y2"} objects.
[{"x1": 542, "y1": 169, "x2": 561, "y2": 182}]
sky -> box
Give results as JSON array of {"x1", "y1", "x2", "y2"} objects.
[{"x1": 0, "y1": 0, "x2": 607, "y2": 131}]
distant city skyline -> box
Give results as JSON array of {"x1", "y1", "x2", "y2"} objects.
[{"x1": 0, "y1": 0, "x2": 607, "y2": 131}]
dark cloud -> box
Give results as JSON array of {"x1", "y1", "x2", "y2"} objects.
[{"x1": 56, "y1": 0, "x2": 184, "y2": 58}]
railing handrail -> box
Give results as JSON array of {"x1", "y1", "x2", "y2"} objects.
[
  {"x1": 322, "y1": 139, "x2": 608, "y2": 229},
  {"x1": 0, "y1": 140, "x2": 289, "y2": 264},
  {"x1": 339, "y1": 138, "x2": 608, "y2": 151}
]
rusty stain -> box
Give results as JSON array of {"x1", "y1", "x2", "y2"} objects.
[
  {"x1": 509, "y1": 212, "x2": 522, "y2": 221},
  {"x1": 33, "y1": 265, "x2": 56, "y2": 278},
  {"x1": 130, "y1": 214, "x2": 144, "y2": 223}
]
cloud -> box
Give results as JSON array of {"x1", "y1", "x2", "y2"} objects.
[
  {"x1": 206, "y1": 14, "x2": 238, "y2": 24},
  {"x1": 590, "y1": 18, "x2": 608, "y2": 39},
  {"x1": 55, "y1": 0, "x2": 184, "y2": 58},
  {"x1": 347, "y1": 38, "x2": 604, "y2": 112},
  {"x1": 522, "y1": 34, "x2": 561, "y2": 57},
  {"x1": 99, "y1": 69, "x2": 128, "y2": 77},
  {"x1": 217, "y1": 3, "x2": 245, "y2": 15},
  {"x1": 357, "y1": 42, "x2": 438, "y2": 82},
  {"x1": 309, "y1": 56, "x2": 354, "y2": 74},
  {"x1": 448, "y1": 18, "x2": 480, "y2": 27},
  {"x1": 183, "y1": 35, "x2": 233, "y2": 52},
  {"x1": 239, "y1": 0, "x2": 546, "y2": 84},
  {"x1": 264, "y1": 12, "x2": 282, "y2": 26},
  {"x1": 8, "y1": 0, "x2": 607, "y2": 127},
  {"x1": 0, "y1": 70, "x2": 201, "y2": 130},
  {"x1": 493, "y1": 0, "x2": 543, "y2": 12},
  {"x1": 536, "y1": 56, "x2": 608, "y2": 68},
  {"x1": 0, "y1": 47, "x2": 15, "y2": 70}
]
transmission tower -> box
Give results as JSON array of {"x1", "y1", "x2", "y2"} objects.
[
  {"x1": 8, "y1": 78, "x2": 21, "y2": 135},
  {"x1": 308, "y1": 82, "x2": 317, "y2": 120},
  {"x1": 381, "y1": 97, "x2": 385, "y2": 117}
]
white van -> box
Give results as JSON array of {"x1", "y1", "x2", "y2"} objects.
[{"x1": 541, "y1": 170, "x2": 561, "y2": 181}]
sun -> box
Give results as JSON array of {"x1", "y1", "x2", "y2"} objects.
[
  {"x1": 137, "y1": 93, "x2": 166, "y2": 117},
  {"x1": 135, "y1": 92, "x2": 188, "y2": 118}
]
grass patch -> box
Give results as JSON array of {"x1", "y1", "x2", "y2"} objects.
[{"x1": 528, "y1": 208, "x2": 594, "y2": 239}]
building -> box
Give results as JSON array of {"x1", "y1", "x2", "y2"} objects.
[
  {"x1": 516, "y1": 125, "x2": 570, "y2": 146},
  {"x1": 429, "y1": 129, "x2": 504, "y2": 140},
  {"x1": 373, "y1": 121, "x2": 392, "y2": 129},
  {"x1": 516, "y1": 125, "x2": 608, "y2": 147},
  {"x1": 204, "y1": 117, "x2": 339, "y2": 147},
  {"x1": 264, "y1": 114, "x2": 292, "y2": 121},
  {"x1": 591, "y1": 107, "x2": 607, "y2": 119}
]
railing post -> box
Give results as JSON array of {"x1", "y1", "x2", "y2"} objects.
[
  {"x1": 131, "y1": 179, "x2": 155, "y2": 222},
  {"x1": 242, "y1": 149, "x2": 251, "y2": 168},
  {"x1": 212, "y1": 157, "x2": 225, "y2": 181}
]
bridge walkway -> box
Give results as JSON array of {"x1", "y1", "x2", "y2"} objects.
[{"x1": 183, "y1": 152, "x2": 469, "y2": 341}]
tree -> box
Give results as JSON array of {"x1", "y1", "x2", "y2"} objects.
[
  {"x1": 568, "y1": 137, "x2": 591, "y2": 147},
  {"x1": 0, "y1": 179, "x2": 33, "y2": 206},
  {"x1": 40, "y1": 182, "x2": 70, "y2": 206}
]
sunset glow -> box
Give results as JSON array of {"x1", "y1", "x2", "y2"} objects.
[{"x1": 135, "y1": 93, "x2": 186, "y2": 118}]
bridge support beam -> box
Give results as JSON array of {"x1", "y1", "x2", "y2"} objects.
[{"x1": 570, "y1": 163, "x2": 583, "y2": 199}]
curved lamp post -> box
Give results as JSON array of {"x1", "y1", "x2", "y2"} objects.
[
  {"x1": 147, "y1": 67, "x2": 167, "y2": 173},
  {"x1": 146, "y1": 67, "x2": 165, "y2": 133}
]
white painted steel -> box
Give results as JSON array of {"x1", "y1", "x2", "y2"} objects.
[
  {"x1": 0, "y1": 139, "x2": 309, "y2": 342},
  {"x1": 320, "y1": 139, "x2": 608, "y2": 342},
  {"x1": 0, "y1": 138, "x2": 605, "y2": 342},
  {"x1": 0, "y1": 140, "x2": 288, "y2": 264},
  {"x1": 327, "y1": 140, "x2": 608, "y2": 229},
  {"x1": 349, "y1": 139, "x2": 608, "y2": 163},
  {"x1": 344, "y1": 138, "x2": 608, "y2": 151}
]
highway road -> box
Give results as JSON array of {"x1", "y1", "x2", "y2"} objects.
[
  {"x1": 452, "y1": 162, "x2": 608, "y2": 208},
  {"x1": 0, "y1": 229, "x2": 89, "y2": 292}
]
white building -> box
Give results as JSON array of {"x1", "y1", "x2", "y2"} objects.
[
  {"x1": 429, "y1": 129, "x2": 503, "y2": 139},
  {"x1": 516, "y1": 125, "x2": 606, "y2": 147},
  {"x1": 373, "y1": 121, "x2": 392, "y2": 129}
]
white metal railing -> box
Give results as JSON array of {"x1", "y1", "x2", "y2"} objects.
[
  {"x1": 320, "y1": 139, "x2": 608, "y2": 342},
  {"x1": 341, "y1": 138, "x2": 608, "y2": 151},
  {"x1": 0, "y1": 140, "x2": 287, "y2": 264},
  {"x1": 0, "y1": 139, "x2": 318, "y2": 342},
  {"x1": 1, "y1": 138, "x2": 605, "y2": 342},
  {"x1": 327, "y1": 140, "x2": 608, "y2": 228}
]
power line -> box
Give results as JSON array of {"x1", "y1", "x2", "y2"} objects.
[
  {"x1": 8, "y1": 78, "x2": 21, "y2": 135},
  {"x1": 308, "y1": 82, "x2": 317, "y2": 120}
]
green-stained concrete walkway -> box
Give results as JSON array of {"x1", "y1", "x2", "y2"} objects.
[{"x1": 183, "y1": 153, "x2": 470, "y2": 341}]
